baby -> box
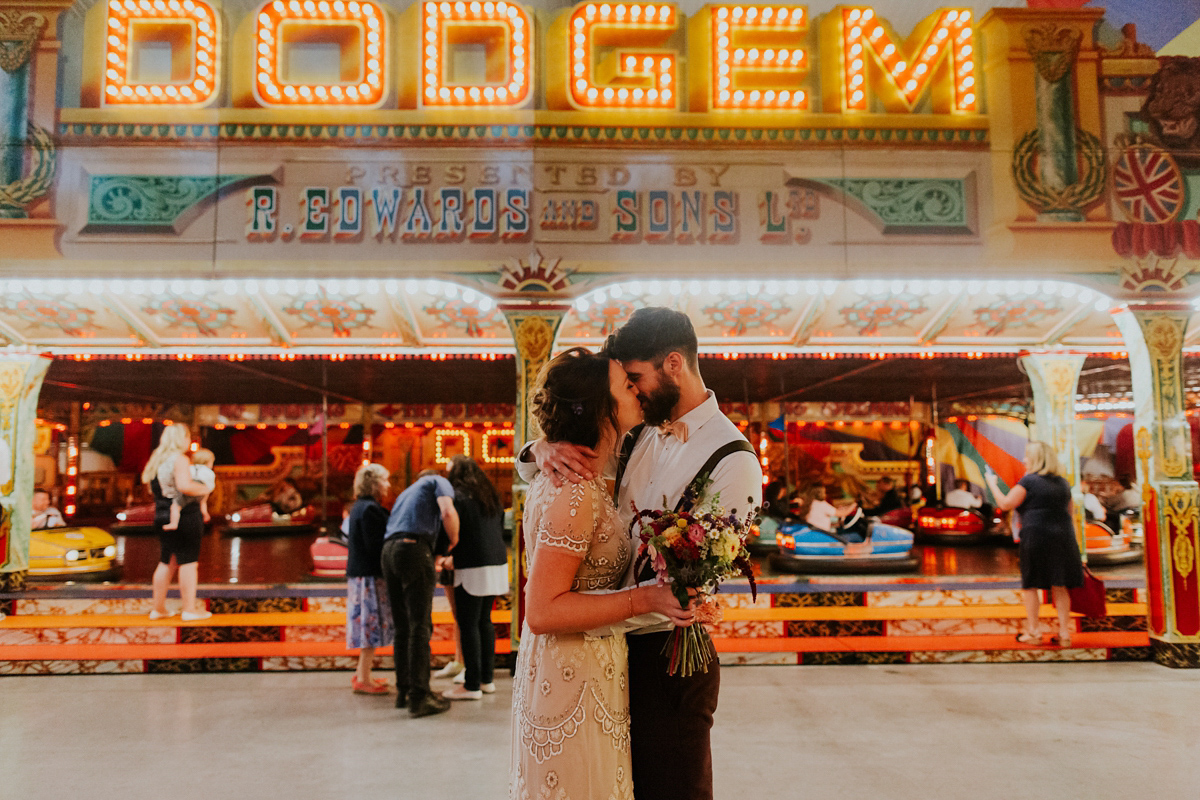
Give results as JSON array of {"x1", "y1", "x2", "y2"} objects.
[{"x1": 164, "y1": 448, "x2": 216, "y2": 529}]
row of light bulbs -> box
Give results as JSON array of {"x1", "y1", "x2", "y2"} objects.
[
  {"x1": 5, "y1": 276, "x2": 1130, "y2": 319},
  {"x1": 574, "y1": 279, "x2": 1117, "y2": 311},
  {"x1": 9, "y1": 277, "x2": 1118, "y2": 303},
  {"x1": 4, "y1": 277, "x2": 495, "y2": 310}
]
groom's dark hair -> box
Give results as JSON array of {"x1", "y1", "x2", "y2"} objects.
[{"x1": 604, "y1": 307, "x2": 699, "y2": 371}]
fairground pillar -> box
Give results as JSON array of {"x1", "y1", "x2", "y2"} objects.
[
  {"x1": 1020, "y1": 352, "x2": 1087, "y2": 554},
  {"x1": 500, "y1": 302, "x2": 568, "y2": 653},
  {"x1": 1114, "y1": 305, "x2": 1200, "y2": 667},
  {"x1": 0, "y1": 1, "x2": 72, "y2": 253},
  {"x1": 0, "y1": 353, "x2": 52, "y2": 592}
]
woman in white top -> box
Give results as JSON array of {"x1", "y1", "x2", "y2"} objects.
[
  {"x1": 440, "y1": 455, "x2": 510, "y2": 700},
  {"x1": 141, "y1": 423, "x2": 214, "y2": 621},
  {"x1": 802, "y1": 486, "x2": 856, "y2": 533}
]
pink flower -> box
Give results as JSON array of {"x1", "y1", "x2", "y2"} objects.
[{"x1": 686, "y1": 523, "x2": 706, "y2": 545}]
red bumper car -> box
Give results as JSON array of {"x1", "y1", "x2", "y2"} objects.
[
  {"x1": 915, "y1": 506, "x2": 1004, "y2": 544},
  {"x1": 225, "y1": 502, "x2": 323, "y2": 534},
  {"x1": 310, "y1": 535, "x2": 349, "y2": 578},
  {"x1": 111, "y1": 504, "x2": 158, "y2": 534}
]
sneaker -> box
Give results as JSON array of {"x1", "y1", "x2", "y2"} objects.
[
  {"x1": 453, "y1": 669, "x2": 466, "y2": 684},
  {"x1": 409, "y1": 692, "x2": 452, "y2": 718},
  {"x1": 433, "y1": 660, "x2": 464, "y2": 679},
  {"x1": 180, "y1": 610, "x2": 213, "y2": 622},
  {"x1": 442, "y1": 686, "x2": 483, "y2": 701},
  {"x1": 480, "y1": 682, "x2": 496, "y2": 694},
  {"x1": 148, "y1": 609, "x2": 174, "y2": 620}
]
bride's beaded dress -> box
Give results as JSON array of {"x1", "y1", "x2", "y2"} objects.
[{"x1": 511, "y1": 474, "x2": 634, "y2": 800}]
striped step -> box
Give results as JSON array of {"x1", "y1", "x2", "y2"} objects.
[
  {"x1": 0, "y1": 579, "x2": 1152, "y2": 673},
  {"x1": 0, "y1": 603, "x2": 1148, "y2": 628}
]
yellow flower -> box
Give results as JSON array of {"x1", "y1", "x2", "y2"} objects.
[
  {"x1": 676, "y1": 519, "x2": 689, "y2": 529},
  {"x1": 714, "y1": 532, "x2": 739, "y2": 561}
]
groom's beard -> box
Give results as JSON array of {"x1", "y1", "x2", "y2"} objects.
[{"x1": 639, "y1": 375, "x2": 681, "y2": 427}]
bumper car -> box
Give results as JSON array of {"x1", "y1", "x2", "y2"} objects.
[
  {"x1": 111, "y1": 503, "x2": 157, "y2": 534},
  {"x1": 310, "y1": 533, "x2": 348, "y2": 578},
  {"x1": 745, "y1": 516, "x2": 783, "y2": 555},
  {"x1": 29, "y1": 526, "x2": 121, "y2": 580},
  {"x1": 225, "y1": 502, "x2": 323, "y2": 535},
  {"x1": 915, "y1": 506, "x2": 1003, "y2": 544},
  {"x1": 768, "y1": 515, "x2": 919, "y2": 574},
  {"x1": 1084, "y1": 516, "x2": 1143, "y2": 565}
]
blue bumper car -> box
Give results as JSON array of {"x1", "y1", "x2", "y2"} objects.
[
  {"x1": 768, "y1": 516, "x2": 920, "y2": 574},
  {"x1": 745, "y1": 516, "x2": 784, "y2": 555}
]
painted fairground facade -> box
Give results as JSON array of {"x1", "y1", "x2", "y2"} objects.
[{"x1": 2, "y1": 0, "x2": 1200, "y2": 663}]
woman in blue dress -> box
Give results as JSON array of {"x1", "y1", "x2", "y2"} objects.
[{"x1": 987, "y1": 441, "x2": 1084, "y2": 646}]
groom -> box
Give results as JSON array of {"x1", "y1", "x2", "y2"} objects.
[{"x1": 519, "y1": 306, "x2": 763, "y2": 800}]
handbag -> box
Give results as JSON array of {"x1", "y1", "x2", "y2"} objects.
[{"x1": 1068, "y1": 565, "x2": 1107, "y2": 618}]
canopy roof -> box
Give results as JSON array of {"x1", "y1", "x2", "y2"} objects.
[{"x1": 0, "y1": 276, "x2": 1172, "y2": 357}]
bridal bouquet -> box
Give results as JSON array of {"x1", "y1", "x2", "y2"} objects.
[{"x1": 631, "y1": 492, "x2": 758, "y2": 677}]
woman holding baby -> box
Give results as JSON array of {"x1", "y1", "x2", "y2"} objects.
[{"x1": 142, "y1": 423, "x2": 214, "y2": 621}]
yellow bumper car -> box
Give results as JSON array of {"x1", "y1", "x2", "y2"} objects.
[{"x1": 29, "y1": 526, "x2": 121, "y2": 580}]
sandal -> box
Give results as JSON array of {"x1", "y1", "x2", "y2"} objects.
[
  {"x1": 1049, "y1": 633, "x2": 1072, "y2": 647},
  {"x1": 352, "y1": 678, "x2": 390, "y2": 695},
  {"x1": 1016, "y1": 631, "x2": 1041, "y2": 645}
]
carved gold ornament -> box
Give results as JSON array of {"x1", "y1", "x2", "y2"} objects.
[
  {"x1": 0, "y1": 10, "x2": 45, "y2": 73},
  {"x1": 1043, "y1": 360, "x2": 1078, "y2": 415},
  {"x1": 0, "y1": 124, "x2": 56, "y2": 212},
  {"x1": 1012, "y1": 126, "x2": 1107, "y2": 216},
  {"x1": 1139, "y1": 315, "x2": 1190, "y2": 479},
  {"x1": 1145, "y1": 316, "x2": 1184, "y2": 361},
  {"x1": 514, "y1": 315, "x2": 554, "y2": 364},
  {"x1": 1136, "y1": 426, "x2": 1153, "y2": 484},
  {"x1": 1165, "y1": 487, "x2": 1199, "y2": 589},
  {"x1": 1024, "y1": 24, "x2": 1083, "y2": 83}
]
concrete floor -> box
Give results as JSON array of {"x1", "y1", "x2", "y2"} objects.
[{"x1": 2, "y1": 663, "x2": 1199, "y2": 800}]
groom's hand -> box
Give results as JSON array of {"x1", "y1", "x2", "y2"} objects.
[{"x1": 531, "y1": 439, "x2": 598, "y2": 486}]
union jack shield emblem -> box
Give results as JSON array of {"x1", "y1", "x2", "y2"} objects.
[{"x1": 1113, "y1": 146, "x2": 1185, "y2": 224}]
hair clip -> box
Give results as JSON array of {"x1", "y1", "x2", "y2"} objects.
[{"x1": 572, "y1": 402, "x2": 584, "y2": 415}]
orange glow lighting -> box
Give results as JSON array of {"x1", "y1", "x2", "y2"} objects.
[
  {"x1": 253, "y1": 0, "x2": 388, "y2": 107},
  {"x1": 561, "y1": 1, "x2": 679, "y2": 109},
  {"x1": 100, "y1": 0, "x2": 220, "y2": 106},
  {"x1": 708, "y1": 4, "x2": 808, "y2": 110},
  {"x1": 830, "y1": 6, "x2": 975, "y2": 113},
  {"x1": 420, "y1": 0, "x2": 533, "y2": 107}
]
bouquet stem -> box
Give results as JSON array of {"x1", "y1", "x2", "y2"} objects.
[{"x1": 662, "y1": 624, "x2": 716, "y2": 677}]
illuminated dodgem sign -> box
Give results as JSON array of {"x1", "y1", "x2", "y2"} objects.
[{"x1": 80, "y1": 1, "x2": 980, "y2": 115}]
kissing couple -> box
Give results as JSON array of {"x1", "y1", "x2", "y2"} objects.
[{"x1": 510, "y1": 307, "x2": 763, "y2": 800}]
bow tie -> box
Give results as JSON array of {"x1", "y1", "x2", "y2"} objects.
[{"x1": 658, "y1": 420, "x2": 689, "y2": 443}]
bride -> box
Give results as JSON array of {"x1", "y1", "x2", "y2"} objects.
[{"x1": 511, "y1": 347, "x2": 694, "y2": 800}]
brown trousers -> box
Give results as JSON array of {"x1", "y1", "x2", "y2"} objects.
[{"x1": 627, "y1": 631, "x2": 720, "y2": 800}]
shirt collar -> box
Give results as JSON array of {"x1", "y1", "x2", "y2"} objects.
[{"x1": 670, "y1": 390, "x2": 719, "y2": 436}]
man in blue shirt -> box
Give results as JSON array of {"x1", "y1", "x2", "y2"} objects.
[{"x1": 382, "y1": 469, "x2": 460, "y2": 717}]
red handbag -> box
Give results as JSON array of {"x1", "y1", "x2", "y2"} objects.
[{"x1": 1068, "y1": 566, "x2": 1107, "y2": 618}]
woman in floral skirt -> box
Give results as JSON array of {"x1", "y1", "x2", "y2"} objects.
[{"x1": 346, "y1": 462, "x2": 395, "y2": 694}]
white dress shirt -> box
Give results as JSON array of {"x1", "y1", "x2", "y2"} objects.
[
  {"x1": 944, "y1": 488, "x2": 982, "y2": 509},
  {"x1": 805, "y1": 499, "x2": 839, "y2": 531},
  {"x1": 613, "y1": 391, "x2": 763, "y2": 585},
  {"x1": 519, "y1": 391, "x2": 763, "y2": 632}
]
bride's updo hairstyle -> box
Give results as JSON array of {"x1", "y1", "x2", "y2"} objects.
[{"x1": 531, "y1": 347, "x2": 620, "y2": 449}]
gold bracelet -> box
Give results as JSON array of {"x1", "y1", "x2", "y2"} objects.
[{"x1": 627, "y1": 588, "x2": 635, "y2": 618}]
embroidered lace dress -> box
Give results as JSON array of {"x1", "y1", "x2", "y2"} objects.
[{"x1": 511, "y1": 474, "x2": 633, "y2": 800}]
